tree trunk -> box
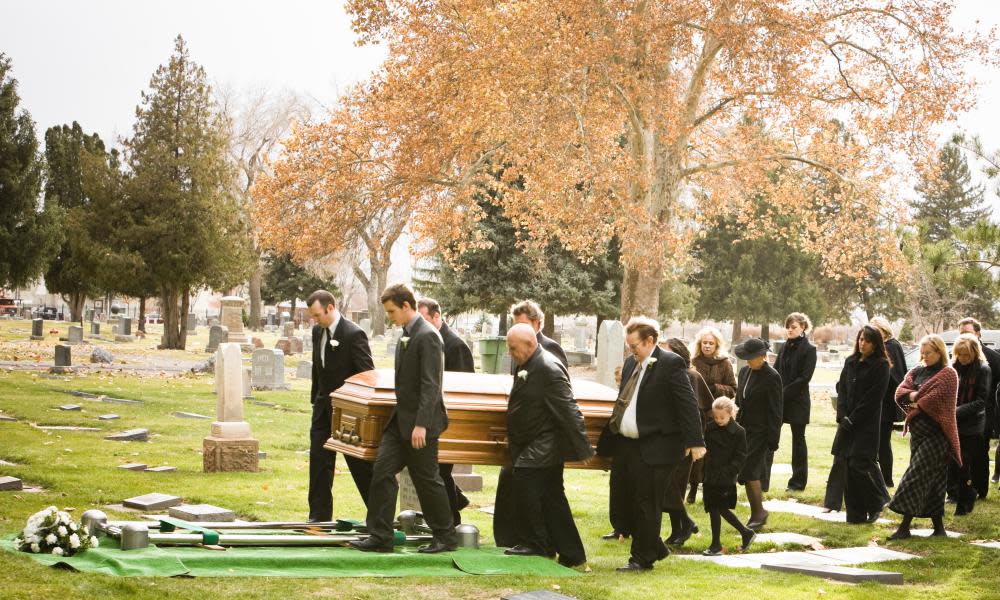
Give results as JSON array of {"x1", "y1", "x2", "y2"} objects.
[
  {"x1": 498, "y1": 312, "x2": 509, "y2": 336},
  {"x1": 180, "y1": 290, "x2": 189, "y2": 349},
  {"x1": 371, "y1": 258, "x2": 390, "y2": 337},
  {"x1": 543, "y1": 313, "x2": 556, "y2": 340},
  {"x1": 619, "y1": 264, "x2": 663, "y2": 323},
  {"x1": 138, "y1": 297, "x2": 147, "y2": 333},
  {"x1": 160, "y1": 287, "x2": 183, "y2": 349},
  {"x1": 67, "y1": 292, "x2": 86, "y2": 323},
  {"x1": 732, "y1": 311, "x2": 743, "y2": 343},
  {"x1": 760, "y1": 321, "x2": 770, "y2": 341},
  {"x1": 249, "y1": 262, "x2": 263, "y2": 331}
]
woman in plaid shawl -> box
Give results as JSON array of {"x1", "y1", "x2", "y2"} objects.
[{"x1": 887, "y1": 334, "x2": 961, "y2": 540}]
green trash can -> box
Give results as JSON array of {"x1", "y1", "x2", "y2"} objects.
[{"x1": 478, "y1": 337, "x2": 508, "y2": 374}]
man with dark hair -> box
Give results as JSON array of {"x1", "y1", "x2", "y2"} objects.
[
  {"x1": 305, "y1": 290, "x2": 375, "y2": 522},
  {"x1": 510, "y1": 299, "x2": 569, "y2": 368},
  {"x1": 417, "y1": 296, "x2": 473, "y2": 524},
  {"x1": 596, "y1": 316, "x2": 705, "y2": 572},
  {"x1": 350, "y1": 283, "x2": 457, "y2": 553},
  {"x1": 958, "y1": 317, "x2": 1000, "y2": 489}
]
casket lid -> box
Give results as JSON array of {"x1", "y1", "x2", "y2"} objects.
[{"x1": 333, "y1": 368, "x2": 617, "y2": 415}]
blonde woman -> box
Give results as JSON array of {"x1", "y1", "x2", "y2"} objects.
[
  {"x1": 948, "y1": 334, "x2": 991, "y2": 516},
  {"x1": 887, "y1": 335, "x2": 960, "y2": 540},
  {"x1": 689, "y1": 327, "x2": 737, "y2": 503}
]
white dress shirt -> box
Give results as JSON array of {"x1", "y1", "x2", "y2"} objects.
[
  {"x1": 619, "y1": 354, "x2": 653, "y2": 439},
  {"x1": 320, "y1": 313, "x2": 341, "y2": 368}
]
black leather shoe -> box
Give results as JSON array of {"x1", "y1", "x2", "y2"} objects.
[
  {"x1": 746, "y1": 511, "x2": 768, "y2": 530},
  {"x1": 504, "y1": 544, "x2": 546, "y2": 557},
  {"x1": 418, "y1": 539, "x2": 457, "y2": 554},
  {"x1": 616, "y1": 559, "x2": 653, "y2": 572},
  {"x1": 669, "y1": 518, "x2": 694, "y2": 546},
  {"x1": 701, "y1": 546, "x2": 723, "y2": 556},
  {"x1": 348, "y1": 537, "x2": 393, "y2": 553},
  {"x1": 601, "y1": 530, "x2": 628, "y2": 540},
  {"x1": 865, "y1": 510, "x2": 882, "y2": 524},
  {"x1": 455, "y1": 491, "x2": 470, "y2": 511},
  {"x1": 887, "y1": 529, "x2": 911, "y2": 541}
]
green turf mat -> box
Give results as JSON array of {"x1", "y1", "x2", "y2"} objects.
[{"x1": 2, "y1": 537, "x2": 579, "y2": 578}]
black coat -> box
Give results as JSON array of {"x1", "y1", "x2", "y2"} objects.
[
  {"x1": 310, "y1": 317, "x2": 375, "y2": 405},
  {"x1": 388, "y1": 316, "x2": 448, "y2": 439},
  {"x1": 440, "y1": 322, "x2": 475, "y2": 373},
  {"x1": 511, "y1": 331, "x2": 568, "y2": 373},
  {"x1": 982, "y1": 345, "x2": 1000, "y2": 437},
  {"x1": 954, "y1": 360, "x2": 992, "y2": 437},
  {"x1": 774, "y1": 335, "x2": 817, "y2": 425},
  {"x1": 507, "y1": 346, "x2": 594, "y2": 467},
  {"x1": 736, "y1": 363, "x2": 783, "y2": 451},
  {"x1": 883, "y1": 338, "x2": 908, "y2": 424},
  {"x1": 596, "y1": 346, "x2": 705, "y2": 465},
  {"x1": 703, "y1": 419, "x2": 747, "y2": 487},
  {"x1": 832, "y1": 354, "x2": 889, "y2": 458}
]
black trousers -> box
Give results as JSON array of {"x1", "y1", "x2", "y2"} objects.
[
  {"x1": 493, "y1": 466, "x2": 518, "y2": 547},
  {"x1": 308, "y1": 398, "x2": 376, "y2": 522},
  {"x1": 365, "y1": 426, "x2": 456, "y2": 545},
  {"x1": 843, "y1": 455, "x2": 890, "y2": 523},
  {"x1": 612, "y1": 438, "x2": 671, "y2": 567},
  {"x1": 973, "y1": 436, "x2": 989, "y2": 499},
  {"x1": 948, "y1": 433, "x2": 984, "y2": 509},
  {"x1": 822, "y1": 455, "x2": 846, "y2": 511},
  {"x1": 765, "y1": 423, "x2": 808, "y2": 491},
  {"x1": 513, "y1": 465, "x2": 586, "y2": 567},
  {"x1": 877, "y1": 419, "x2": 896, "y2": 486}
]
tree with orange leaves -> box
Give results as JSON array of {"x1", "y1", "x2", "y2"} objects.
[{"x1": 315, "y1": 0, "x2": 995, "y2": 320}]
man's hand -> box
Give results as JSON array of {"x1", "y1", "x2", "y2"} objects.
[
  {"x1": 614, "y1": 365, "x2": 622, "y2": 386},
  {"x1": 686, "y1": 446, "x2": 706, "y2": 461},
  {"x1": 411, "y1": 426, "x2": 427, "y2": 449}
]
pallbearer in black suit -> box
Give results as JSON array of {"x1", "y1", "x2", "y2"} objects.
[
  {"x1": 305, "y1": 290, "x2": 375, "y2": 522},
  {"x1": 350, "y1": 284, "x2": 457, "y2": 553},
  {"x1": 417, "y1": 297, "x2": 473, "y2": 525},
  {"x1": 494, "y1": 299, "x2": 570, "y2": 547},
  {"x1": 596, "y1": 317, "x2": 705, "y2": 572},
  {"x1": 503, "y1": 324, "x2": 593, "y2": 568}
]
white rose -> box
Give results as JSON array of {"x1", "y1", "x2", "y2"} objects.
[
  {"x1": 24, "y1": 525, "x2": 36, "y2": 537},
  {"x1": 58, "y1": 526, "x2": 68, "y2": 537},
  {"x1": 90, "y1": 536, "x2": 99, "y2": 548},
  {"x1": 30, "y1": 543, "x2": 40, "y2": 553},
  {"x1": 52, "y1": 547, "x2": 64, "y2": 556},
  {"x1": 13, "y1": 538, "x2": 22, "y2": 548},
  {"x1": 329, "y1": 339, "x2": 340, "y2": 349},
  {"x1": 517, "y1": 369, "x2": 528, "y2": 380},
  {"x1": 46, "y1": 534, "x2": 58, "y2": 545},
  {"x1": 648, "y1": 357, "x2": 657, "y2": 364},
  {"x1": 26, "y1": 535, "x2": 39, "y2": 544},
  {"x1": 69, "y1": 522, "x2": 77, "y2": 532},
  {"x1": 69, "y1": 534, "x2": 81, "y2": 548}
]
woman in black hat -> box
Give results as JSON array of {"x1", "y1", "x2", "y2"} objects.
[{"x1": 733, "y1": 338, "x2": 783, "y2": 529}]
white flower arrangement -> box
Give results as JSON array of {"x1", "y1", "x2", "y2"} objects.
[
  {"x1": 15, "y1": 506, "x2": 98, "y2": 557},
  {"x1": 329, "y1": 339, "x2": 340, "y2": 350},
  {"x1": 401, "y1": 336, "x2": 411, "y2": 349},
  {"x1": 517, "y1": 370, "x2": 529, "y2": 380}
]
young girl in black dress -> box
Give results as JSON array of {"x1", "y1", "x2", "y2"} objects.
[{"x1": 702, "y1": 396, "x2": 757, "y2": 556}]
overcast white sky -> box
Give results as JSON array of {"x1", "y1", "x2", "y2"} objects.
[{"x1": 3, "y1": 0, "x2": 1000, "y2": 209}]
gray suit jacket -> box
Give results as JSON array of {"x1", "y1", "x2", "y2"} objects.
[{"x1": 389, "y1": 316, "x2": 449, "y2": 439}]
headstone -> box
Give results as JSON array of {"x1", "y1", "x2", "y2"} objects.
[
  {"x1": 501, "y1": 593, "x2": 579, "y2": 600},
  {"x1": 257, "y1": 451, "x2": 267, "y2": 460},
  {"x1": 117, "y1": 463, "x2": 147, "y2": 471},
  {"x1": 301, "y1": 334, "x2": 312, "y2": 353},
  {"x1": 59, "y1": 404, "x2": 82, "y2": 411},
  {"x1": 450, "y1": 463, "x2": 483, "y2": 492},
  {"x1": 289, "y1": 337, "x2": 303, "y2": 355},
  {"x1": 360, "y1": 318, "x2": 372, "y2": 336},
  {"x1": 252, "y1": 348, "x2": 288, "y2": 390},
  {"x1": 251, "y1": 337, "x2": 263, "y2": 348},
  {"x1": 397, "y1": 467, "x2": 421, "y2": 512},
  {"x1": 565, "y1": 350, "x2": 593, "y2": 366},
  {"x1": 122, "y1": 492, "x2": 182, "y2": 511},
  {"x1": 220, "y1": 296, "x2": 252, "y2": 350},
  {"x1": 242, "y1": 366, "x2": 252, "y2": 399},
  {"x1": 67, "y1": 325, "x2": 83, "y2": 345},
  {"x1": 90, "y1": 347, "x2": 114, "y2": 364},
  {"x1": 98, "y1": 414, "x2": 120, "y2": 421},
  {"x1": 0, "y1": 476, "x2": 24, "y2": 491},
  {"x1": 31, "y1": 318, "x2": 44, "y2": 340},
  {"x1": 144, "y1": 466, "x2": 177, "y2": 473},
  {"x1": 105, "y1": 428, "x2": 149, "y2": 442},
  {"x1": 573, "y1": 317, "x2": 588, "y2": 351},
  {"x1": 275, "y1": 338, "x2": 291, "y2": 356},
  {"x1": 206, "y1": 325, "x2": 229, "y2": 353},
  {"x1": 121, "y1": 317, "x2": 132, "y2": 336},
  {"x1": 90, "y1": 322, "x2": 100, "y2": 336},
  {"x1": 168, "y1": 504, "x2": 236, "y2": 522},
  {"x1": 282, "y1": 322, "x2": 295, "y2": 339},
  {"x1": 0, "y1": 415, "x2": 17, "y2": 422},
  {"x1": 754, "y1": 532, "x2": 824, "y2": 547},
  {"x1": 762, "y1": 564, "x2": 903, "y2": 585},
  {"x1": 596, "y1": 320, "x2": 625, "y2": 388},
  {"x1": 204, "y1": 343, "x2": 259, "y2": 472},
  {"x1": 173, "y1": 411, "x2": 211, "y2": 419},
  {"x1": 85, "y1": 308, "x2": 94, "y2": 322},
  {"x1": 186, "y1": 313, "x2": 197, "y2": 332},
  {"x1": 296, "y1": 360, "x2": 313, "y2": 379}
]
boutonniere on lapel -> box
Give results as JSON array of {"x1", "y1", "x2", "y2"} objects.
[
  {"x1": 517, "y1": 369, "x2": 528, "y2": 381},
  {"x1": 647, "y1": 357, "x2": 657, "y2": 365},
  {"x1": 329, "y1": 339, "x2": 340, "y2": 351},
  {"x1": 400, "y1": 336, "x2": 410, "y2": 350}
]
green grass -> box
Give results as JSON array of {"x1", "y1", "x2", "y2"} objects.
[{"x1": 1, "y1": 320, "x2": 1000, "y2": 598}]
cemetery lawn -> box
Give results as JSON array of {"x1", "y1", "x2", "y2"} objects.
[{"x1": 0, "y1": 366, "x2": 998, "y2": 598}]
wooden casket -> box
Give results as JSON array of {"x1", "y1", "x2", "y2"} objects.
[{"x1": 324, "y1": 368, "x2": 616, "y2": 468}]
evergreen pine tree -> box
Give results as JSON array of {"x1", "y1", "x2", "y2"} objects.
[{"x1": 913, "y1": 142, "x2": 988, "y2": 243}]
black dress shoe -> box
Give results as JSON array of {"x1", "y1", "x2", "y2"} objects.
[
  {"x1": 418, "y1": 539, "x2": 457, "y2": 554},
  {"x1": 504, "y1": 544, "x2": 546, "y2": 557},
  {"x1": 887, "y1": 529, "x2": 911, "y2": 541},
  {"x1": 701, "y1": 546, "x2": 723, "y2": 556},
  {"x1": 616, "y1": 559, "x2": 653, "y2": 572},
  {"x1": 455, "y1": 491, "x2": 471, "y2": 511},
  {"x1": 746, "y1": 511, "x2": 768, "y2": 530},
  {"x1": 866, "y1": 510, "x2": 882, "y2": 524},
  {"x1": 348, "y1": 537, "x2": 393, "y2": 553},
  {"x1": 668, "y1": 518, "x2": 694, "y2": 546},
  {"x1": 741, "y1": 530, "x2": 757, "y2": 551},
  {"x1": 601, "y1": 530, "x2": 628, "y2": 540}
]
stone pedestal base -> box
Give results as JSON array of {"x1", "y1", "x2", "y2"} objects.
[
  {"x1": 451, "y1": 464, "x2": 483, "y2": 492},
  {"x1": 30, "y1": 335, "x2": 44, "y2": 341},
  {"x1": 203, "y1": 436, "x2": 259, "y2": 472}
]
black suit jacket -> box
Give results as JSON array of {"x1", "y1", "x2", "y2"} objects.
[
  {"x1": 440, "y1": 322, "x2": 475, "y2": 373},
  {"x1": 598, "y1": 346, "x2": 704, "y2": 466},
  {"x1": 511, "y1": 331, "x2": 568, "y2": 373},
  {"x1": 310, "y1": 317, "x2": 374, "y2": 405},
  {"x1": 389, "y1": 316, "x2": 449, "y2": 439},
  {"x1": 507, "y1": 346, "x2": 594, "y2": 467},
  {"x1": 982, "y1": 345, "x2": 1000, "y2": 436}
]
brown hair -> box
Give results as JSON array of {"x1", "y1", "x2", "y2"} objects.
[
  {"x1": 417, "y1": 297, "x2": 441, "y2": 317},
  {"x1": 958, "y1": 317, "x2": 982, "y2": 334},
  {"x1": 665, "y1": 337, "x2": 691, "y2": 366},
  {"x1": 626, "y1": 316, "x2": 659, "y2": 343},
  {"x1": 306, "y1": 290, "x2": 337, "y2": 311},
  {"x1": 785, "y1": 312, "x2": 812, "y2": 333},
  {"x1": 380, "y1": 283, "x2": 417, "y2": 310},
  {"x1": 510, "y1": 300, "x2": 544, "y2": 325}
]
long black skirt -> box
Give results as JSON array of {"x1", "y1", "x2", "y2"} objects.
[
  {"x1": 888, "y1": 413, "x2": 951, "y2": 518},
  {"x1": 738, "y1": 429, "x2": 769, "y2": 483}
]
